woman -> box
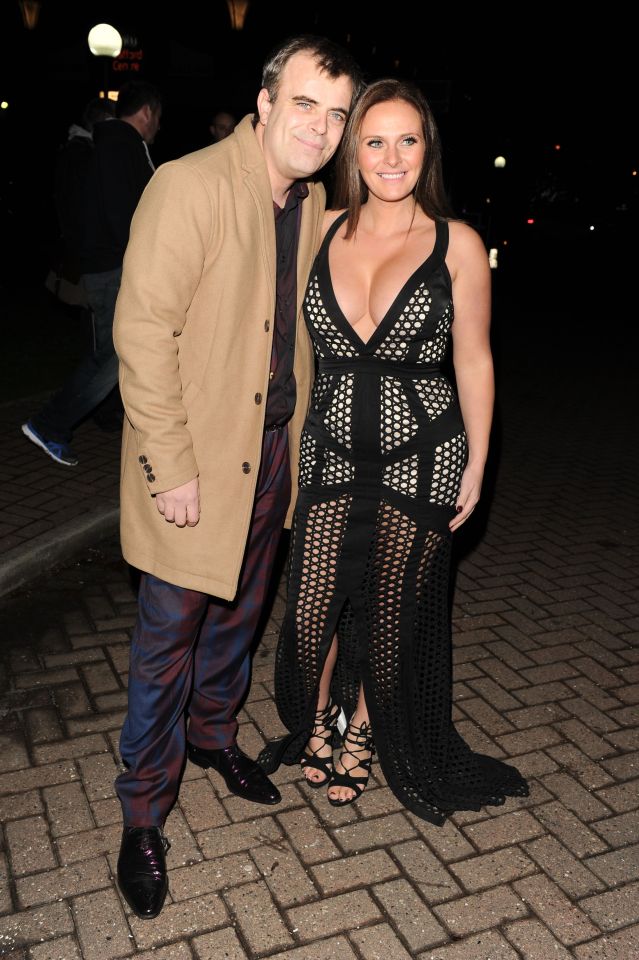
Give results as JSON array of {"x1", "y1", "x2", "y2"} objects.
[{"x1": 259, "y1": 79, "x2": 528, "y2": 822}]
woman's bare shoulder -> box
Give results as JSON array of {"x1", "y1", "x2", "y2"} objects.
[
  {"x1": 321, "y1": 208, "x2": 347, "y2": 241},
  {"x1": 447, "y1": 220, "x2": 486, "y2": 253}
]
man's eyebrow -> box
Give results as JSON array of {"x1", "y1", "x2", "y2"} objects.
[{"x1": 291, "y1": 95, "x2": 348, "y2": 117}]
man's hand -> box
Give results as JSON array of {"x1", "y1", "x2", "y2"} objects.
[{"x1": 155, "y1": 478, "x2": 200, "y2": 527}]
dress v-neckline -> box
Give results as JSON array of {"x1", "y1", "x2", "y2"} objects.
[{"x1": 322, "y1": 212, "x2": 444, "y2": 352}]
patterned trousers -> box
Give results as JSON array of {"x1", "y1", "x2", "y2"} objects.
[{"x1": 116, "y1": 426, "x2": 290, "y2": 826}]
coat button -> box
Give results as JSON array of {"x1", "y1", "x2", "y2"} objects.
[
  {"x1": 264, "y1": 319, "x2": 270, "y2": 332},
  {"x1": 144, "y1": 464, "x2": 152, "y2": 473},
  {"x1": 139, "y1": 455, "x2": 147, "y2": 464},
  {"x1": 147, "y1": 473, "x2": 155, "y2": 482},
  {"x1": 254, "y1": 392, "x2": 262, "y2": 405},
  {"x1": 242, "y1": 462, "x2": 251, "y2": 474}
]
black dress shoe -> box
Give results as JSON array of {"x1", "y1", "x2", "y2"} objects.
[
  {"x1": 117, "y1": 826, "x2": 170, "y2": 919},
  {"x1": 187, "y1": 741, "x2": 281, "y2": 805}
]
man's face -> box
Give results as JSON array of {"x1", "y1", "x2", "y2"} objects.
[{"x1": 256, "y1": 52, "x2": 353, "y2": 193}]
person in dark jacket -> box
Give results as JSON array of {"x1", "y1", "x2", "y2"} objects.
[{"x1": 22, "y1": 81, "x2": 162, "y2": 466}]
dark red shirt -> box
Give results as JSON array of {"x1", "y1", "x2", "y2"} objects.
[{"x1": 265, "y1": 180, "x2": 309, "y2": 427}]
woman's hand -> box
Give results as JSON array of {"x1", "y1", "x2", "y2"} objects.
[{"x1": 449, "y1": 464, "x2": 483, "y2": 532}]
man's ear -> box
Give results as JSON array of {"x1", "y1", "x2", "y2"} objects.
[{"x1": 256, "y1": 88, "x2": 272, "y2": 126}]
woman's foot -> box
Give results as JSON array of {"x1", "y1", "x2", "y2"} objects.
[
  {"x1": 327, "y1": 717, "x2": 374, "y2": 805},
  {"x1": 301, "y1": 698, "x2": 341, "y2": 787}
]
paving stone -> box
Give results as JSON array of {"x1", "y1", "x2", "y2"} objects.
[
  {"x1": 585, "y1": 843, "x2": 639, "y2": 886},
  {"x1": 407, "y1": 815, "x2": 474, "y2": 862},
  {"x1": 90, "y1": 798, "x2": 121, "y2": 826},
  {"x1": 223, "y1": 782, "x2": 303, "y2": 823},
  {"x1": 601, "y1": 751, "x2": 639, "y2": 781},
  {"x1": 572, "y1": 923, "x2": 639, "y2": 959},
  {"x1": 43, "y1": 782, "x2": 95, "y2": 837},
  {"x1": 0, "y1": 852, "x2": 11, "y2": 915},
  {"x1": 372, "y1": 878, "x2": 446, "y2": 952},
  {"x1": 433, "y1": 884, "x2": 528, "y2": 938},
  {"x1": 504, "y1": 918, "x2": 575, "y2": 959},
  {"x1": 590, "y1": 810, "x2": 638, "y2": 847},
  {"x1": 0, "y1": 902, "x2": 73, "y2": 948},
  {"x1": 15, "y1": 669, "x2": 79, "y2": 690},
  {"x1": 541, "y1": 772, "x2": 612, "y2": 821},
  {"x1": 5, "y1": 816, "x2": 56, "y2": 876},
  {"x1": 534, "y1": 802, "x2": 608, "y2": 859},
  {"x1": 332, "y1": 812, "x2": 416, "y2": 855},
  {"x1": 29, "y1": 935, "x2": 83, "y2": 960},
  {"x1": 135, "y1": 944, "x2": 194, "y2": 960},
  {"x1": 0, "y1": 792, "x2": 43, "y2": 822},
  {"x1": 54, "y1": 684, "x2": 92, "y2": 719},
  {"x1": 418, "y1": 930, "x2": 520, "y2": 960},
  {"x1": 523, "y1": 835, "x2": 605, "y2": 898},
  {"x1": 352, "y1": 785, "x2": 404, "y2": 818},
  {"x1": 513, "y1": 874, "x2": 600, "y2": 945},
  {"x1": 56, "y1": 824, "x2": 122, "y2": 865},
  {"x1": 580, "y1": 880, "x2": 639, "y2": 931},
  {"x1": 15, "y1": 857, "x2": 111, "y2": 908},
  {"x1": 25, "y1": 709, "x2": 64, "y2": 745},
  {"x1": 168, "y1": 852, "x2": 255, "y2": 901},
  {"x1": 33, "y1": 734, "x2": 108, "y2": 766},
  {"x1": 288, "y1": 889, "x2": 382, "y2": 944},
  {"x1": 461, "y1": 810, "x2": 544, "y2": 851},
  {"x1": 129, "y1": 893, "x2": 228, "y2": 950},
  {"x1": 391, "y1": 840, "x2": 460, "y2": 903},
  {"x1": 225, "y1": 880, "x2": 293, "y2": 954},
  {"x1": 76, "y1": 753, "x2": 118, "y2": 802},
  {"x1": 277, "y1": 808, "x2": 341, "y2": 865},
  {"x1": 177, "y1": 778, "x2": 230, "y2": 833},
  {"x1": 163, "y1": 806, "x2": 203, "y2": 867},
  {"x1": 193, "y1": 927, "x2": 248, "y2": 959},
  {"x1": 264, "y1": 937, "x2": 357, "y2": 960},
  {"x1": 72, "y1": 887, "x2": 133, "y2": 959},
  {"x1": 0, "y1": 762, "x2": 79, "y2": 797},
  {"x1": 546, "y1": 743, "x2": 615, "y2": 790},
  {"x1": 197, "y1": 817, "x2": 282, "y2": 860},
  {"x1": 450, "y1": 846, "x2": 537, "y2": 893},
  {"x1": 251, "y1": 840, "x2": 318, "y2": 907},
  {"x1": 512, "y1": 750, "x2": 560, "y2": 778},
  {"x1": 595, "y1": 779, "x2": 639, "y2": 813},
  {"x1": 350, "y1": 922, "x2": 413, "y2": 959},
  {"x1": 310, "y1": 849, "x2": 398, "y2": 897}
]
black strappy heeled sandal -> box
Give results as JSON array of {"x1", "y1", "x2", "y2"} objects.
[
  {"x1": 300, "y1": 698, "x2": 341, "y2": 788},
  {"x1": 327, "y1": 717, "x2": 375, "y2": 806}
]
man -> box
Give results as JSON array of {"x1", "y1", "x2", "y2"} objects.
[
  {"x1": 113, "y1": 36, "x2": 362, "y2": 919},
  {"x1": 22, "y1": 81, "x2": 162, "y2": 466},
  {"x1": 209, "y1": 108, "x2": 236, "y2": 142}
]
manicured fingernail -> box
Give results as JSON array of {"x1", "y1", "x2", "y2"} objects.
[{"x1": 456, "y1": 505, "x2": 463, "y2": 513}]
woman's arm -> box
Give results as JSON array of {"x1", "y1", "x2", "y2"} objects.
[{"x1": 447, "y1": 221, "x2": 493, "y2": 531}]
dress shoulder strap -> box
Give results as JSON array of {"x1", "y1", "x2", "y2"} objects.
[
  {"x1": 434, "y1": 218, "x2": 450, "y2": 260},
  {"x1": 316, "y1": 210, "x2": 349, "y2": 261}
]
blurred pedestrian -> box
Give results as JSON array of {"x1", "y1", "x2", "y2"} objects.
[
  {"x1": 22, "y1": 81, "x2": 162, "y2": 465},
  {"x1": 209, "y1": 109, "x2": 236, "y2": 142}
]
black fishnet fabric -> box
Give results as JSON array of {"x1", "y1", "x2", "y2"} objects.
[{"x1": 258, "y1": 216, "x2": 529, "y2": 820}]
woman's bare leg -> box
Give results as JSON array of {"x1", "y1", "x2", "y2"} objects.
[{"x1": 328, "y1": 683, "x2": 372, "y2": 802}]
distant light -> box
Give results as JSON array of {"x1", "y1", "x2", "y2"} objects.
[
  {"x1": 554, "y1": 144, "x2": 561, "y2": 151},
  {"x1": 485, "y1": 197, "x2": 491, "y2": 204},
  {"x1": 633, "y1": 170, "x2": 637, "y2": 177},
  {"x1": 527, "y1": 218, "x2": 535, "y2": 224},
  {"x1": 0, "y1": 101, "x2": 8, "y2": 110},
  {"x1": 503, "y1": 240, "x2": 508, "y2": 245},
  {"x1": 226, "y1": 0, "x2": 249, "y2": 30},
  {"x1": 489, "y1": 248, "x2": 499, "y2": 269},
  {"x1": 494, "y1": 156, "x2": 506, "y2": 169},
  {"x1": 589, "y1": 225, "x2": 595, "y2": 231},
  {"x1": 88, "y1": 23, "x2": 122, "y2": 58}
]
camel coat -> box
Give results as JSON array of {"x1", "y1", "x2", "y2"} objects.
[{"x1": 113, "y1": 115, "x2": 324, "y2": 600}]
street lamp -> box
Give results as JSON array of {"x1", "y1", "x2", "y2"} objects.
[{"x1": 88, "y1": 23, "x2": 123, "y2": 98}]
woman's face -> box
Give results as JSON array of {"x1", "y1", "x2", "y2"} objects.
[{"x1": 357, "y1": 99, "x2": 425, "y2": 202}]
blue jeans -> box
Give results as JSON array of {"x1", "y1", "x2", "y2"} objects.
[{"x1": 33, "y1": 267, "x2": 122, "y2": 444}]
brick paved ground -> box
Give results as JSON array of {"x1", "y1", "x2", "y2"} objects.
[{"x1": 0, "y1": 300, "x2": 637, "y2": 959}]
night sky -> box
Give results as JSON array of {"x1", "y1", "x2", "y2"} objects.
[{"x1": 0, "y1": 1, "x2": 635, "y2": 287}]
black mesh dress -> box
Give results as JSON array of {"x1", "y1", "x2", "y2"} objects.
[{"x1": 259, "y1": 213, "x2": 529, "y2": 824}]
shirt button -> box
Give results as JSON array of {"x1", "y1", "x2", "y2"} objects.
[
  {"x1": 264, "y1": 320, "x2": 270, "y2": 332},
  {"x1": 255, "y1": 392, "x2": 262, "y2": 404},
  {"x1": 242, "y1": 462, "x2": 251, "y2": 474},
  {"x1": 269, "y1": 371, "x2": 274, "y2": 380}
]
